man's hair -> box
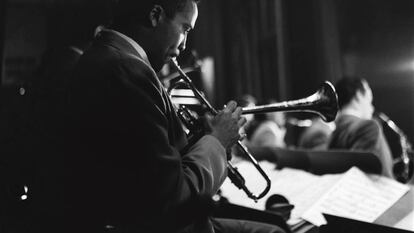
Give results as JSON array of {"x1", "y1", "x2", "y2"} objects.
[
  {"x1": 335, "y1": 76, "x2": 367, "y2": 109},
  {"x1": 112, "y1": 0, "x2": 199, "y2": 30}
]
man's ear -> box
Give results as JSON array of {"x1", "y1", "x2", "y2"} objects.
[{"x1": 149, "y1": 5, "x2": 165, "y2": 27}]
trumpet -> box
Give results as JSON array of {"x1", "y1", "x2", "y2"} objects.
[
  {"x1": 168, "y1": 58, "x2": 338, "y2": 201},
  {"x1": 242, "y1": 82, "x2": 338, "y2": 122}
]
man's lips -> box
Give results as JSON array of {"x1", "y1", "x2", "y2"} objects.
[{"x1": 166, "y1": 53, "x2": 179, "y2": 62}]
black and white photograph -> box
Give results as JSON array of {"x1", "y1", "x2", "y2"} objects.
[{"x1": 0, "y1": 0, "x2": 413, "y2": 232}]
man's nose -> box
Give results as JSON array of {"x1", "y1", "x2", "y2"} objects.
[{"x1": 178, "y1": 35, "x2": 188, "y2": 52}]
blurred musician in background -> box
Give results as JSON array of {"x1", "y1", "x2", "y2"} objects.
[
  {"x1": 246, "y1": 99, "x2": 287, "y2": 148},
  {"x1": 328, "y1": 76, "x2": 394, "y2": 178},
  {"x1": 60, "y1": 0, "x2": 285, "y2": 233},
  {"x1": 298, "y1": 117, "x2": 335, "y2": 150}
]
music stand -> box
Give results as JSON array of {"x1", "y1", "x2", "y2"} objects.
[
  {"x1": 248, "y1": 147, "x2": 310, "y2": 171},
  {"x1": 305, "y1": 149, "x2": 382, "y2": 175},
  {"x1": 320, "y1": 214, "x2": 413, "y2": 233}
]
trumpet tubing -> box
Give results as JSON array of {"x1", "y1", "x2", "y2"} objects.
[
  {"x1": 168, "y1": 58, "x2": 339, "y2": 200},
  {"x1": 169, "y1": 58, "x2": 270, "y2": 201},
  {"x1": 241, "y1": 82, "x2": 338, "y2": 122}
]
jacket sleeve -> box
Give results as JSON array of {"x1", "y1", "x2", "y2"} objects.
[
  {"x1": 67, "y1": 45, "x2": 228, "y2": 230},
  {"x1": 114, "y1": 56, "x2": 228, "y2": 212}
]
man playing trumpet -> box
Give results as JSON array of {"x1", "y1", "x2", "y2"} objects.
[{"x1": 59, "y1": 0, "x2": 286, "y2": 233}]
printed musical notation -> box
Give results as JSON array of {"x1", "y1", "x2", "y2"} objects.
[
  {"x1": 301, "y1": 167, "x2": 409, "y2": 226},
  {"x1": 220, "y1": 161, "x2": 410, "y2": 227}
]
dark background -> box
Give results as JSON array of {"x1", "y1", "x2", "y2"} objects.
[{"x1": 1, "y1": 0, "x2": 413, "y2": 144}]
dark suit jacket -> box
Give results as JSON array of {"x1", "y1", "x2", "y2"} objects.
[
  {"x1": 59, "y1": 30, "x2": 227, "y2": 233},
  {"x1": 328, "y1": 114, "x2": 394, "y2": 178}
]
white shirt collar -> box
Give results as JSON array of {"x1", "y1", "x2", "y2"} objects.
[{"x1": 103, "y1": 29, "x2": 150, "y2": 65}]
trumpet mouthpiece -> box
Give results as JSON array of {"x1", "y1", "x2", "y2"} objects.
[{"x1": 170, "y1": 57, "x2": 179, "y2": 66}]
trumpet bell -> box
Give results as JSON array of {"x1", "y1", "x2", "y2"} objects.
[
  {"x1": 307, "y1": 81, "x2": 339, "y2": 122},
  {"x1": 242, "y1": 81, "x2": 338, "y2": 122}
]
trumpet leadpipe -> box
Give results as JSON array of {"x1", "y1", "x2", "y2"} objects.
[{"x1": 241, "y1": 81, "x2": 338, "y2": 122}]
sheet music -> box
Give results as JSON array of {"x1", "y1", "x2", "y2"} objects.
[
  {"x1": 301, "y1": 167, "x2": 410, "y2": 226},
  {"x1": 220, "y1": 161, "x2": 342, "y2": 225},
  {"x1": 266, "y1": 167, "x2": 341, "y2": 225},
  {"x1": 219, "y1": 161, "x2": 410, "y2": 227}
]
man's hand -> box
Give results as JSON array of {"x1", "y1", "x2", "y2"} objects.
[{"x1": 208, "y1": 101, "x2": 247, "y2": 151}]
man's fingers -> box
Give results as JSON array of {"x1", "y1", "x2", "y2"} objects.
[
  {"x1": 232, "y1": 106, "x2": 243, "y2": 118},
  {"x1": 223, "y1": 100, "x2": 237, "y2": 112},
  {"x1": 238, "y1": 116, "x2": 247, "y2": 127},
  {"x1": 239, "y1": 133, "x2": 247, "y2": 141}
]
